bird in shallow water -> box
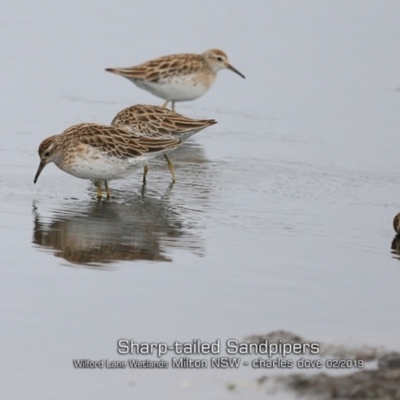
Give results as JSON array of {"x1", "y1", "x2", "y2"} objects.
[
  {"x1": 105, "y1": 49, "x2": 245, "y2": 111},
  {"x1": 34, "y1": 123, "x2": 180, "y2": 199},
  {"x1": 111, "y1": 104, "x2": 217, "y2": 183}
]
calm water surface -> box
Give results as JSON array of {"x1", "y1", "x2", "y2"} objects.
[{"x1": 1, "y1": 1, "x2": 400, "y2": 399}]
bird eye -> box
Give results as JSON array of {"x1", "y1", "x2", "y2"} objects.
[
  {"x1": 217, "y1": 57, "x2": 223, "y2": 61},
  {"x1": 44, "y1": 151, "x2": 51, "y2": 157}
]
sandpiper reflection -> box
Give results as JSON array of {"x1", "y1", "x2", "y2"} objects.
[{"x1": 32, "y1": 187, "x2": 204, "y2": 267}]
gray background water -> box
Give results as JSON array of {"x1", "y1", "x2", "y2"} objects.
[{"x1": 1, "y1": 1, "x2": 400, "y2": 399}]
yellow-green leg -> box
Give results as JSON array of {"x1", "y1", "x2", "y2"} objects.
[
  {"x1": 143, "y1": 164, "x2": 149, "y2": 184},
  {"x1": 104, "y1": 181, "x2": 111, "y2": 199},
  {"x1": 162, "y1": 100, "x2": 175, "y2": 111},
  {"x1": 164, "y1": 154, "x2": 176, "y2": 183},
  {"x1": 95, "y1": 181, "x2": 102, "y2": 199}
]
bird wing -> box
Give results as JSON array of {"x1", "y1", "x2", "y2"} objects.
[
  {"x1": 64, "y1": 123, "x2": 180, "y2": 159},
  {"x1": 111, "y1": 105, "x2": 217, "y2": 138},
  {"x1": 105, "y1": 54, "x2": 203, "y2": 82}
]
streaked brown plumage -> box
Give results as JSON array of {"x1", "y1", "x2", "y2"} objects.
[
  {"x1": 34, "y1": 123, "x2": 181, "y2": 199},
  {"x1": 111, "y1": 104, "x2": 217, "y2": 182},
  {"x1": 106, "y1": 49, "x2": 245, "y2": 111}
]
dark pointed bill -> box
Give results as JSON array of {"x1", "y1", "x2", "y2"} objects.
[
  {"x1": 34, "y1": 161, "x2": 46, "y2": 184},
  {"x1": 227, "y1": 64, "x2": 245, "y2": 79}
]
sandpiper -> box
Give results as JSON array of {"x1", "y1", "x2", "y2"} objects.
[
  {"x1": 111, "y1": 104, "x2": 216, "y2": 182},
  {"x1": 105, "y1": 49, "x2": 245, "y2": 111},
  {"x1": 34, "y1": 123, "x2": 180, "y2": 199},
  {"x1": 393, "y1": 212, "x2": 400, "y2": 233}
]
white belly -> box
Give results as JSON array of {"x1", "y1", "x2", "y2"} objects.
[
  {"x1": 58, "y1": 153, "x2": 148, "y2": 181},
  {"x1": 134, "y1": 74, "x2": 213, "y2": 102}
]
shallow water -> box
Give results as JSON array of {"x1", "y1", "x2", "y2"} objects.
[{"x1": 1, "y1": 1, "x2": 400, "y2": 399}]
